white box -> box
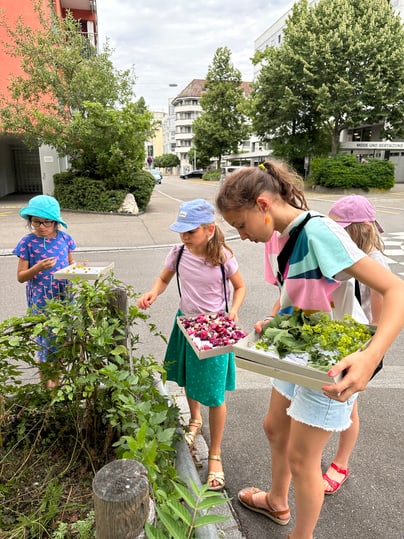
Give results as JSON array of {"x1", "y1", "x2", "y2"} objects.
[
  {"x1": 233, "y1": 332, "x2": 341, "y2": 390},
  {"x1": 54, "y1": 262, "x2": 114, "y2": 281}
]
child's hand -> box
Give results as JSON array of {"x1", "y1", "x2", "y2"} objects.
[
  {"x1": 39, "y1": 257, "x2": 57, "y2": 271},
  {"x1": 137, "y1": 292, "x2": 155, "y2": 310}
]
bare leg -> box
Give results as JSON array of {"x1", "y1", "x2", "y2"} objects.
[
  {"x1": 207, "y1": 402, "x2": 227, "y2": 488},
  {"x1": 324, "y1": 400, "x2": 358, "y2": 492},
  {"x1": 288, "y1": 419, "x2": 332, "y2": 539},
  {"x1": 186, "y1": 395, "x2": 203, "y2": 441},
  {"x1": 238, "y1": 388, "x2": 291, "y2": 519}
]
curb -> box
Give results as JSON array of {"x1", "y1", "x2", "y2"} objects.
[{"x1": 160, "y1": 380, "x2": 244, "y2": 539}]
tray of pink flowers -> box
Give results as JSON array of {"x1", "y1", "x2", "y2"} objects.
[{"x1": 177, "y1": 311, "x2": 247, "y2": 359}]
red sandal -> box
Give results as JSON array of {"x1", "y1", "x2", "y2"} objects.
[{"x1": 323, "y1": 462, "x2": 349, "y2": 495}]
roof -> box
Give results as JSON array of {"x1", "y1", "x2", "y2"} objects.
[{"x1": 173, "y1": 79, "x2": 252, "y2": 103}]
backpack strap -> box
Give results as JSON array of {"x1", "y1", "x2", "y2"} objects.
[
  {"x1": 176, "y1": 244, "x2": 229, "y2": 312},
  {"x1": 220, "y1": 263, "x2": 229, "y2": 313},
  {"x1": 354, "y1": 279, "x2": 362, "y2": 304},
  {"x1": 277, "y1": 213, "x2": 320, "y2": 285},
  {"x1": 176, "y1": 244, "x2": 185, "y2": 297}
]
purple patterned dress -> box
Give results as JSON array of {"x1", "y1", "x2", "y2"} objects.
[{"x1": 13, "y1": 231, "x2": 77, "y2": 361}]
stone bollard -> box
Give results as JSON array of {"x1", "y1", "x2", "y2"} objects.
[{"x1": 93, "y1": 459, "x2": 150, "y2": 538}]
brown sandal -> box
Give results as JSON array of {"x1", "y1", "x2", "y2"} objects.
[
  {"x1": 184, "y1": 418, "x2": 202, "y2": 448},
  {"x1": 238, "y1": 487, "x2": 290, "y2": 525},
  {"x1": 207, "y1": 455, "x2": 225, "y2": 491}
]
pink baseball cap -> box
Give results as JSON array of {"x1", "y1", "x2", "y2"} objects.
[{"x1": 328, "y1": 195, "x2": 384, "y2": 233}]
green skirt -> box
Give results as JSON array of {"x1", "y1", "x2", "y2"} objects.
[{"x1": 164, "y1": 310, "x2": 236, "y2": 407}]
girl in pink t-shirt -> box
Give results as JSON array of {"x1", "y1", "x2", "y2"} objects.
[{"x1": 137, "y1": 199, "x2": 245, "y2": 491}]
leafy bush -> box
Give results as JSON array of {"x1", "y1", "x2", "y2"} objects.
[
  {"x1": 54, "y1": 174, "x2": 127, "y2": 212},
  {"x1": 202, "y1": 170, "x2": 220, "y2": 181},
  {"x1": 105, "y1": 169, "x2": 155, "y2": 212},
  {"x1": 0, "y1": 276, "x2": 179, "y2": 536},
  {"x1": 0, "y1": 276, "x2": 229, "y2": 538},
  {"x1": 154, "y1": 153, "x2": 180, "y2": 168},
  {"x1": 309, "y1": 155, "x2": 395, "y2": 190},
  {"x1": 54, "y1": 168, "x2": 155, "y2": 213}
]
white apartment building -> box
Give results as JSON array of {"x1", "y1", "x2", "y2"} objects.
[
  {"x1": 171, "y1": 79, "x2": 204, "y2": 174},
  {"x1": 170, "y1": 79, "x2": 270, "y2": 174},
  {"x1": 254, "y1": 0, "x2": 404, "y2": 182}
]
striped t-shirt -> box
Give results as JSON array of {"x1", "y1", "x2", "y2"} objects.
[{"x1": 264, "y1": 211, "x2": 367, "y2": 317}]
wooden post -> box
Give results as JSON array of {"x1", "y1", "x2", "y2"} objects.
[
  {"x1": 110, "y1": 286, "x2": 128, "y2": 348},
  {"x1": 93, "y1": 459, "x2": 150, "y2": 538}
]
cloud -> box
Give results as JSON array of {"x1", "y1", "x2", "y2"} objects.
[{"x1": 96, "y1": 0, "x2": 293, "y2": 111}]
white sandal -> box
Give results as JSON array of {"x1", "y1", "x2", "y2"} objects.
[
  {"x1": 207, "y1": 455, "x2": 225, "y2": 491},
  {"x1": 184, "y1": 418, "x2": 202, "y2": 448}
]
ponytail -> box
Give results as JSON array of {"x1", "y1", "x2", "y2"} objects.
[{"x1": 216, "y1": 160, "x2": 308, "y2": 213}]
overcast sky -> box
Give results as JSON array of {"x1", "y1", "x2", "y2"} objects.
[{"x1": 96, "y1": 0, "x2": 294, "y2": 112}]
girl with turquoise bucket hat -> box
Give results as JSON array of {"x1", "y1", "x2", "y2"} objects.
[{"x1": 13, "y1": 195, "x2": 77, "y2": 387}]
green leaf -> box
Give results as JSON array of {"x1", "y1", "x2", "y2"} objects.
[
  {"x1": 172, "y1": 481, "x2": 197, "y2": 509},
  {"x1": 193, "y1": 514, "x2": 229, "y2": 527},
  {"x1": 166, "y1": 500, "x2": 192, "y2": 526},
  {"x1": 155, "y1": 506, "x2": 187, "y2": 539},
  {"x1": 198, "y1": 495, "x2": 231, "y2": 510}
]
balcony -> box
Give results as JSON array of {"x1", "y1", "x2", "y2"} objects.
[{"x1": 60, "y1": 0, "x2": 96, "y2": 11}]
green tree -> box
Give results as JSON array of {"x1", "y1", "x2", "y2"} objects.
[
  {"x1": 0, "y1": 2, "x2": 153, "y2": 177},
  {"x1": 192, "y1": 47, "x2": 250, "y2": 167},
  {"x1": 250, "y1": 0, "x2": 404, "y2": 159},
  {"x1": 154, "y1": 153, "x2": 180, "y2": 168}
]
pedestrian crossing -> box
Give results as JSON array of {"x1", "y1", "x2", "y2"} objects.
[{"x1": 383, "y1": 232, "x2": 404, "y2": 276}]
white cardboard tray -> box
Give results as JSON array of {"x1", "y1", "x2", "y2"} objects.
[
  {"x1": 233, "y1": 332, "x2": 341, "y2": 390},
  {"x1": 54, "y1": 262, "x2": 114, "y2": 281},
  {"x1": 177, "y1": 315, "x2": 238, "y2": 360}
]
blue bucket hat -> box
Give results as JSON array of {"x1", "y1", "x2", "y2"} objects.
[
  {"x1": 170, "y1": 198, "x2": 215, "y2": 233},
  {"x1": 20, "y1": 195, "x2": 68, "y2": 228}
]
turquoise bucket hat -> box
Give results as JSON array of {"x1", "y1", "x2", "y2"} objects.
[{"x1": 20, "y1": 195, "x2": 68, "y2": 228}]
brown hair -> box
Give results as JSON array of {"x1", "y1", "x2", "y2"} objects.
[
  {"x1": 203, "y1": 224, "x2": 233, "y2": 266},
  {"x1": 216, "y1": 160, "x2": 308, "y2": 213},
  {"x1": 345, "y1": 221, "x2": 385, "y2": 254}
]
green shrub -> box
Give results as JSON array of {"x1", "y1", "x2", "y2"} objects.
[
  {"x1": 309, "y1": 155, "x2": 395, "y2": 191},
  {"x1": 364, "y1": 158, "x2": 396, "y2": 190},
  {"x1": 0, "y1": 276, "x2": 180, "y2": 535},
  {"x1": 0, "y1": 277, "x2": 229, "y2": 538},
  {"x1": 54, "y1": 168, "x2": 156, "y2": 213},
  {"x1": 202, "y1": 170, "x2": 220, "y2": 181},
  {"x1": 104, "y1": 169, "x2": 155, "y2": 212},
  {"x1": 54, "y1": 175, "x2": 127, "y2": 212}
]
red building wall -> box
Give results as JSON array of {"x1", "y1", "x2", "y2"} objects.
[{"x1": 0, "y1": 0, "x2": 97, "y2": 99}]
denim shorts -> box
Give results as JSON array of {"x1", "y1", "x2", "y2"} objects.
[{"x1": 272, "y1": 379, "x2": 358, "y2": 432}]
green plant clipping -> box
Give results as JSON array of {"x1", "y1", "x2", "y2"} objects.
[{"x1": 255, "y1": 309, "x2": 373, "y2": 371}]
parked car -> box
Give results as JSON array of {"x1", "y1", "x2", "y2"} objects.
[
  {"x1": 180, "y1": 169, "x2": 204, "y2": 179},
  {"x1": 219, "y1": 166, "x2": 244, "y2": 185},
  {"x1": 149, "y1": 169, "x2": 162, "y2": 184}
]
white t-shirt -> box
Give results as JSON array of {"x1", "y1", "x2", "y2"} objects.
[{"x1": 358, "y1": 250, "x2": 390, "y2": 322}]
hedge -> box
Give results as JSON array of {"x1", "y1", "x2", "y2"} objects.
[
  {"x1": 54, "y1": 169, "x2": 155, "y2": 212},
  {"x1": 309, "y1": 155, "x2": 395, "y2": 191}
]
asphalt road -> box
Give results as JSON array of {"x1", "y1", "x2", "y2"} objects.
[{"x1": 1, "y1": 177, "x2": 404, "y2": 538}]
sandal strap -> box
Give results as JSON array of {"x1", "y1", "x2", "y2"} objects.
[
  {"x1": 323, "y1": 473, "x2": 340, "y2": 491},
  {"x1": 264, "y1": 492, "x2": 290, "y2": 517},
  {"x1": 189, "y1": 418, "x2": 203, "y2": 427},
  {"x1": 207, "y1": 471, "x2": 225, "y2": 482},
  {"x1": 330, "y1": 462, "x2": 349, "y2": 476},
  {"x1": 208, "y1": 454, "x2": 221, "y2": 461}
]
